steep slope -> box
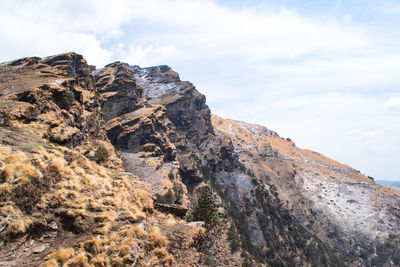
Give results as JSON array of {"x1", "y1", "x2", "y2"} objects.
[
  {"x1": 0, "y1": 52, "x2": 399, "y2": 267},
  {"x1": 212, "y1": 115, "x2": 400, "y2": 266}
]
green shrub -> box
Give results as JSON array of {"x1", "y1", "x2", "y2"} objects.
[
  {"x1": 86, "y1": 113, "x2": 97, "y2": 128},
  {"x1": 86, "y1": 112, "x2": 101, "y2": 135},
  {"x1": 93, "y1": 146, "x2": 109, "y2": 163},
  {"x1": 227, "y1": 226, "x2": 241, "y2": 252},
  {"x1": 155, "y1": 189, "x2": 174, "y2": 204},
  {"x1": 190, "y1": 185, "x2": 220, "y2": 229},
  {"x1": 53, "y1": 89, "x2": 75, "y2": 110},
  {"x1": 155, "y1": 182, "x2": 184, "y2": 204}
]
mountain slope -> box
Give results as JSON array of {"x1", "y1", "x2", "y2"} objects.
[
  {"x1": 212, "y1": 115, "x2": 400, "y2": 266},
  {"x1": 0, "y1": 53, "x2": 399, "y2": 266}
]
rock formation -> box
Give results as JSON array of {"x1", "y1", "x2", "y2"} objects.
[{"x1": 0, "y1": 52, "x2": 399, "y2": 266}]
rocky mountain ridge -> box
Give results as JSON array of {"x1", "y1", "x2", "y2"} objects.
[{"x1": 0, "y1": 52, "x2": 399, "y2": 266}]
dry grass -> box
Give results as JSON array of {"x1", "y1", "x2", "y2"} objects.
[
  {"x1": 110, "y1": 257, "x2": 123, "y2": 267},
  {"x1": 87, "y1": 199, "x2": 105, "y2": 212},
  {"x1": 148, "y1": 230, "x2": 168, "y2": 248},
  {"x1": 1, "y1": 205, "x2": 17, "y2": 216},
  {"x1": 0, "y1": 143, "x2": 187, "y2": 266},
  {"x1": 154, "y1": 247, "x2": 168, "y2": 257},
  {"x1": 162, "y1": 255, "x2": 174, "y2": 266},
  {"x1": 8, "y1": 218, "x2": 32, "y2": 235},
  {"x1": 1, "y1": 153, "x2": 42, "y2": 185},
  {"x1": 119, "y1": 244, "x2": 130, "y2": 256},
  {"x1": 94, "y1": 210, "x2": 116, "y2": 223},
  {"x1": 120, "y1": 224, "x2": 147, "y2": 239},
  {"x1": 83, "y1": 237, "x2": 102, "y2": 255},
  {"x1": 150, "y1": 256, "x2": 159, "y2": 265},
  {"x1": 41, "y1": 258, "x2": 58, "y2": 267},
  {"x1": 39, "y1": 220, "x2": 172, "y2": 266},
  {"x1": 194, "y1": 227, "x2": 207, "y2": 237},
  {"x1": 65, "y1": 252, "x2": 88, "y2": 266},
  {"x1": 91, "y1": 252, "x2": 109, "y2": 267},
  {"x1": 93, "y1": 221, "x2": 112, "y2": 235},
  {"x1": 45, "y1": 248, "x2": 74, "y2": 265}
]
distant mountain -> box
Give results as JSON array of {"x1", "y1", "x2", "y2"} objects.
[{"x1": 376, "y1": 180, "x2": 400, "y2": 188}]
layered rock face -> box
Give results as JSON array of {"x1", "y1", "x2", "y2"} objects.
[
  {"x1": 0, "y1": 53, "x2": 399, "y2": 266},
  {"x1": 131, "y1": 65, "x2": 220, "y2": 184}
]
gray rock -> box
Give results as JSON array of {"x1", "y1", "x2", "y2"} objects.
[
  {"x1": 0, "y1": 221, "x2": 8, "y2": 233},
  {"x1": 48, "y1": 221, "x2": 58, "y2": 231},
  {"x1": 185, "y1": 221, "x2": 205, "y2": 228},
  {"x1": 32, "y1": 245, "x2": 46, "y2": 254}
]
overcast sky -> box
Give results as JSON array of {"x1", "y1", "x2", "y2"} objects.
[{"x1": 1, "y1": 0, "x2": 399, "y2": 181}]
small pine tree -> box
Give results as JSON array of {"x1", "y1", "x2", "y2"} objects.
[{"x1": 191, "y1": 185, "x2": 220, "y2": 228}]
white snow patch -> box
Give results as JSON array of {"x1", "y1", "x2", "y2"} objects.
[
  {"x1": 50, "y1": 79, "x2": 65, "y2": 85},
  {"x1": 297, "y1": 168, "x2": 400, "y2": 239},
  {"x1": 131, "y1": 66, "x2": 182, "y2": 101},
  {"x1": 92, "y1": 68, "x2": 103, "y2": 75}
]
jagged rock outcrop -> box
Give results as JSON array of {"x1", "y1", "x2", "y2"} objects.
[
  {"x1": 0, "y1": 52, "x2": 399, "y2": 267},
  {"x1": 94, "y1": 62, "x2": 143, "y2": 121},
  {"x1": 131, "y1": 65, "x2": 218, "y2": 184}
]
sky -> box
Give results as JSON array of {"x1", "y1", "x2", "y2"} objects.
[{"x1": 1, "y1": 0, "x2": 399, "y2": 181}]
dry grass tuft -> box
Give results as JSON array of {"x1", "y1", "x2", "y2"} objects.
[
  {"x1": 94, "y1": 210, "x2": 116, "y2": 223},
  {"x1": 83, "y1": 237, "x2": 102, "y2": 255},
  {"x1": 162, "y1": 255, "x2": 174, "y2": 266},
  {"x1": 0, "y1": 146, "x2": 11, "y2": 155},
  {"x1": 3, "y1": 162, "x2": 42, "y2": 184},
  {"x1": 1, "y1": 205, "x2": 17, "y2": 215},
  {"x1": 154, "y1": 247, "x2": 167, "y2": 257},
  {"x1": 65, "y1": 252, "x2": 88, "y2": 267},
  {"x1": 93, "y1": 221, "x2": 112, "y2": 235},
  {"x1": 45, "y1": 247, "x2": 74, "y2": 264},
  {"x1": 91, "y1": 252, "x2": 109, "y2": 267},
  {"x1": 148, "y1": 231, "x2": 168, "y2": 248},
  {"x1": 4, "y1": 151, "x2": 27, "y2": 163},
  {"x1": 195, "y1": 227, "x2": 207, "y2": 237},
  {"x1": 119, "y1": 225, "x2": 147, "y2": 239},
  {"x1": 150, "y1": 256, "x2": 159, "y2": 265},
  {"x1": 134, "y1": 188, "x2": 154, "y2": 212},
  {"x1": 110, "y1": 257, "x2": 123, "y2": 267},
  {"x1": 87, "y1": 199, "x2": 105, "y2": 212},
  {"x1": 41, "y1": 258, "x2": 58, "y2": 267},
  {"x1": 119, "y1": 244, "x2": 130, "y2": 256},
  {"x1": 8, "y1": 218, "x2": 32, "y2": 235}
]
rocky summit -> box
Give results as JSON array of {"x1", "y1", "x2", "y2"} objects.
[{"x1": 0, "y1": 52, "x2": 399, "y2": 267}]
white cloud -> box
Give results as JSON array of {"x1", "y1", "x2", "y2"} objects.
[
  {"x1": 386, "y1": 97, "x2": 400, "y2": 110},
  {"x1": 120, "y1": 44, "x2": 179, "y2": 67},
  {"x1": 0, "y1": 0, "x2": 134, "y2": 66},
  {"x1": 374, "y1": 2, "x2": 400, "y2": 16}
]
